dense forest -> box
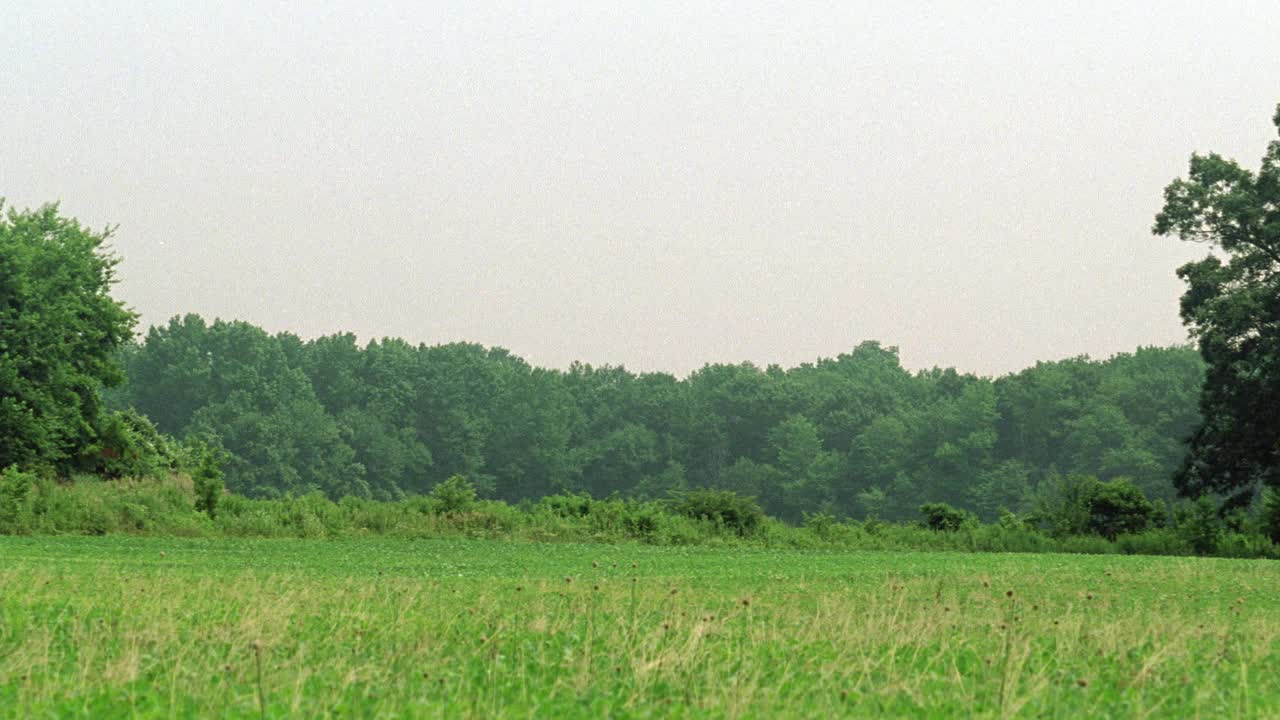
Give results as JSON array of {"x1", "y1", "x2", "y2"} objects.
[{"x1": 103, "y1": 314, "x2": 1203, "y2": 522}]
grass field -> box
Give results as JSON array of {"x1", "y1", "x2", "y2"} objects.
[{"x1": 1, "y1": 537, "x2": 1277, "y2": 718}]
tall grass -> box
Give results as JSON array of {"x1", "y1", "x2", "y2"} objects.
[{"x1": 1, "y1": 536, "x2": 1277, "y2": 718}]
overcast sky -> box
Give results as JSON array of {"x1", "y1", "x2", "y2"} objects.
[{"x1": 5, "y1": 2, "x2": 1279, "y2": 376}]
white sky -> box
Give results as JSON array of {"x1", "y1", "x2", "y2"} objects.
[{"x1": 5, "y1": 1, "x2": 1279, "y2": 376}]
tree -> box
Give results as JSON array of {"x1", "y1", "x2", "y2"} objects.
[
  {"x1": 768, "y1": 414, "x2": 840, "y2": 519},
  {"x1": 1154, "y1": 102, "x2": 1280, "y2": 509},
  {"x1": 122, "y1": 316, "x2": 365, "y2": 498},
  {"x1": 0, "y1": 203, "x2": 137, "y2": 474},
  {"x1": 1029, "y1": 474, "x2": 1156, "y2": 539},
  {"x1": 1085, "y1": 478, "x2": 1157, "y2": 540}
]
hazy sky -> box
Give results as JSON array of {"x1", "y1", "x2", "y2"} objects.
[{"x1": 5, "y1": 2, "x2": 1279, "y2": 377}]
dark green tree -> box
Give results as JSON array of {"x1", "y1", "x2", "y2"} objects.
[
  {"x1": 1154, "y1": 102, "x2": 1280, "y2": 509},
  {"x1": 919, "y1": 502, "x2": 975, "y2": 532},
  {"x1": 1084, "y1": 478, "x2": 1158, "y2": 540},
  {"x1": 119, "y1": 317, "x2": 365, "y2": 498},
  {"x1": 0, "y1": 203, "x2": 136, "y2": 474}
]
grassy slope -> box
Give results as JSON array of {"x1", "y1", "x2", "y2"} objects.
[{"x1": 1, "y1": 536, "x2": 1277, "y2": 718}]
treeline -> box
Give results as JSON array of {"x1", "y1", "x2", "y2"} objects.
[{"x1": 104, "y1": 314, "x2": 1204, "y2": 522}]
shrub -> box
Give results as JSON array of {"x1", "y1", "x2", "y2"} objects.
[
  {"x1": 919, "y1": 503, "x2": 974, "y2": 532},
  {"x1": 1175, "y1": 496, "x2": 1222, "y2": 555},
  {"x1": 1115, "y1": 528, "x2": 1189, "y2": 556},
  {"x1": 966, "y1": 520, "x2": 1055, "y2": 553},
  {"x1": 192, "y1": 447, "x2": 224, "y2": 518},
  {"x1": 621, "y1": 501, "x2": 663, "y2": 540},
  {"x1": 669, "y1": 489, "x2": 764, "y2": 537},
  {"x1": 538, "y1": 492, "x2": 594, "y2": 518},
  {"x1": 91, "y1": 409, "x2": 176, "y2": 480},
  {"x1": 0, "y1": 465, "x2": 36, "y2": 532},
  {"x1": 1261, "y1": 488, "x2": 1280, "y2": 544},
  {"x1": 1215, "y1": 531, "x2": 1279, "y2": 559},
  {"x1": 429, "y1": 475, "x2": 478, "y2": 515},
  {"x1": 803, "y1": 511, "x2": 840, "y2": 540}
]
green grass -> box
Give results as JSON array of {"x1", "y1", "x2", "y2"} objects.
[{"x1": 2, "y1": 537, "x2": 1278, "y2": 718}]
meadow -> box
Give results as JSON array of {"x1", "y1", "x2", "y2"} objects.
[{"x1": 1, "y1": 536, "x2": 1278, "y2": 718}]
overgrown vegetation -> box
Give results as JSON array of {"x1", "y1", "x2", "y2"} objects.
[{"x1": 1, "y1": 473, "x2": 1276, "y2": 559}]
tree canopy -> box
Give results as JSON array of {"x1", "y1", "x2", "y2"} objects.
[
  {"x1": 1154, "y1": 102, "x2": 1280, "y2": 510},
  {"x1": 0, "y1": 203, "x2": 136, "y2": 474},
  {"x1": 108, "y1": 321, "x2": 1204, "y2": 521}
]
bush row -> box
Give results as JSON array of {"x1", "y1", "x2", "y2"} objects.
[{"x1": 2, "y1": 468, "x2": 1277, "y2": 559}]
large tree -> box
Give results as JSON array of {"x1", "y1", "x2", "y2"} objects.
[
  {"x1": 0, "y1": 203, "x2": 137, "y2": 474},
  {"x1": 1154, "y1": 102, "x2": 1280, "y2": 510}
]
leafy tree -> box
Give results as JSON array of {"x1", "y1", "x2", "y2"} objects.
[
  {"x1": 717, "y1": 457, "x2": 786, "y2": 511},
  {"x1": 1029, "y1": 474, "x2": 1157, "y2": 539},
  {"x1": 1153, "y1": 102, "x2": 1280, "y2": 509},
  {"x1": 768, "y1": 414, "x2": 840, "y2": 519},
  {"x1": 1085, "y1": 478, "x2": 1158, "y2": 540},
  {"x1": 0, "y1": 203, "x2": 136, "y2": 474},
  {"x1": 855, "y1": 486, "x2": 888, "y2": 519},
  {"x1": 631, "y1": 461, "x2": 688, "y2": 499},
  {"x1": 120, "y1": 317, "x2": 365, "y2": 498},
  {"x1": 966, "y1": 460, "x2": 1033, "y2": 520}
]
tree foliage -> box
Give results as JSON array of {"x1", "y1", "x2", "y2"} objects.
[
  {"x1": 105, "y1": 321, "x2": 1205, "y2": 522},
  {"x1": 1154, "y1": 102, "x2": 1280, "y2": 509},
  {"x1": 0, "y1": 203, "x2": 137, "y2": 475}
]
